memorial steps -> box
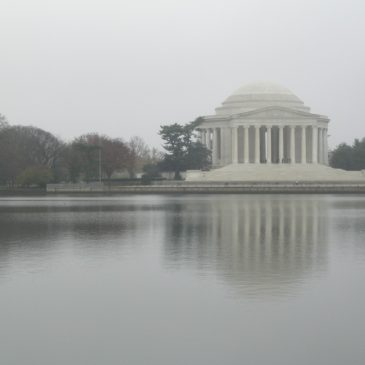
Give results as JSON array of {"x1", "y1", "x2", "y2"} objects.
[{"x1": 186, "y1": 164, "x2": 365, "y2": 182}]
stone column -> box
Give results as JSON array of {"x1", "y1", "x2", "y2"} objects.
[
  {"x1": 322, "y1": 128, "x2": 326, "y2": 164},
  {"x1": 290, "y1": 126, "x2": 295, "y2": 163},
  {"x1": 207, "y1": 129, "x2": 212, "y2": 150},
  {"x1": 312, "y1": 125, "x2": 318, "y2": 164},
  {"x1": 322, "y1": 128, "x2": 325, "y2": 164},
  {"x1": 231, "y1": 127, "x2": 238, "y2": 164},
  {"x1": 324, "y1": 128, "x2": 328, "y2": 165},
  {"x1": 255, "y1": 125, "x2": 260, "y2": 163},
  {"x1": 201, "y1": 129, "x2": 206, "y2": 147},
  {"x1": 267, "y1": 126, "x2": 272, "y2": 163},
  {"x1": 205, "y1": 130, "x2": 209, "y2": 149},
  {"x1": 220, "y1": 127, "x2": 226, "y2": 164},
  {"x1": 212, "y1": 128, "x2": 218, "y2": 165},
  {"x1": 301, "y1": 126, "x2": 306, "y2": 164},
  {"x1": 318, "y1": 128, "x2": 323, "y2": 164},
  {"x1": 244, "y1": 126, "x2": 249, "y2": 163},
  {"x1": 279, "y1": 126, "x2": 284, "y2": 164}
]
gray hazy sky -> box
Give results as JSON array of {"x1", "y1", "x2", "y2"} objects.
[{"x1": 0, "y1": 0, "x2": 364, "y2": 149}]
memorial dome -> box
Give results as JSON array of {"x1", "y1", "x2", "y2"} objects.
[{"x1": 215, "y1": 81, "x2": 310, "y2": 115}]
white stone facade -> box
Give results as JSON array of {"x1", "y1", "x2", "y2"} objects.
[{"x1": 198, "y1": 82, "x2": 329, "y2": 167}]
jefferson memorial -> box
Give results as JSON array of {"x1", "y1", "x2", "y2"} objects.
[{"x1": 187, "y1": 82, "x2": 365, "y2": 181}]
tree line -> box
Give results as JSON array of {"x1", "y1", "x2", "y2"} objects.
[
  {"x1": 0, "y1": 113, "x2": 163, "y2": 187},
  {"x1": 0, "y1": 113, "x2": 210, "y2": 187}
]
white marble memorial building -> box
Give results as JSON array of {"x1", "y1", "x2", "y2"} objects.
[
  {"x1": 187, "y1": 82, "x2": 365, "y2": 181},
  {"x1": 199, "y1": 82, "x2": 328, "y2": 166}
]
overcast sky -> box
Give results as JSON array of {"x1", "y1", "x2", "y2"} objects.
[{"x1": 0, "y1": 0, "x2": 364, "y2": 149}]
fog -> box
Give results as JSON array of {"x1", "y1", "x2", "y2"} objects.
[{"x1": 0, "y1": 0, "x2": 364, "y2": 148}]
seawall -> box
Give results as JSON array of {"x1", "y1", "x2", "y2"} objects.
[{"x1": 46, "y1": 182, "x2": 365, "y2": 194}]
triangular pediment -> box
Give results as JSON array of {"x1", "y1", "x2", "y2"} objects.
[{"x1": 232, "y1": 106, "x2": 325, "y2": 120}]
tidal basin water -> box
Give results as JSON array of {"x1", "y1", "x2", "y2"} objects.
[{"x1": 0, "y1": 195, "x2": 365, "y2": 365}]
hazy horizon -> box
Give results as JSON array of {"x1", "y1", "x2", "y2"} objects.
[{"x1": 1, "y1": 0, "x2": 364, "y2": 149}]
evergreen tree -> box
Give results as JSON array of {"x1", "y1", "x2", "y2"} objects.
[
  {"x1": 330, "y1": 138, "x2": 365, "y2": 170},
  {"x1": 159, "y1": 118, "x2": 210, "y2": 179}
]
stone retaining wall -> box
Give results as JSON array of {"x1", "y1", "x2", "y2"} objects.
[{"x1": 47, "y1": 182, "x2": 365, "y2": 194}]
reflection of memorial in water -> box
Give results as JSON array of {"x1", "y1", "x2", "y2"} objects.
[{"x1": 163, "y1": 196, "x2": 329, "y2": 296}]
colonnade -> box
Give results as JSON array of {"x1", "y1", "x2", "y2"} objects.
[{"x1": 200, "y1": 124, "x2": 329, "y2": 166}]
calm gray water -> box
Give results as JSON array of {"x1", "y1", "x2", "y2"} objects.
[{"x1": 0, "y1": 194, "x2": 365, "y2": 365}]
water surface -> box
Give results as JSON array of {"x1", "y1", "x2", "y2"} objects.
[{"x1": 0, "y1": 194, "x2": 365, "y2": 365}]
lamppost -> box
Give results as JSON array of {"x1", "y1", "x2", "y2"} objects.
[{"x1": 98, "y1": 146, "x2": 102, "y2": 184}]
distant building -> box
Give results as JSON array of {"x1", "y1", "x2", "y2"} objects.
[{"x1": 187, "y1": 82, "x2": 365, "y2": 181}]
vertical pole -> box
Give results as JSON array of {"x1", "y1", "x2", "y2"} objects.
[{"x1": 99, "y1": 148, "x2": 102, "y2": 183}]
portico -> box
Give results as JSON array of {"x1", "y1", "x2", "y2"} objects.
[{"x1": 200, "y1": 123, "x2": 329, "y2": 166}]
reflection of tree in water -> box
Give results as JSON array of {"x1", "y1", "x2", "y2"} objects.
[
  {"x1": 163, "y1": 195, "x2": 329, "y2": 297},
  {"x1": 0, "y1": 200, "x2": 162, "y2": 274},
  {"x1": 329, "y1": 196, "x2": 365, "y2": 253}
]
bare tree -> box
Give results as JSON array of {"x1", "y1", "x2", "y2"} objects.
[
  {"x1": 0, "y1": 125, "x2": 62, "y2": 185},
  {"x1": 101, "y1": 137, "x2": 129, "y2": 180},
  {"x1": 0, "y1": 113, "x2": 9, "y2": 129},
  {"x1": 126, "y1": 136, "x2": 151, "y2": 177},
  {"x1": 149, "y1": 147, "x2": 164, "y2": 164},
  {"x1": 70, "y1": 134, "x2": 130, "y2": 181}
]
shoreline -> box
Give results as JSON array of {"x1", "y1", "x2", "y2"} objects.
[
  {"x1": 2, "y1": 182, "x2": 365, "y2": 196},
  {"x1": 0, "y1": 188, "x2": 46, "y2": 196},
  {"x1": 46, "y1": 182, "x2": 365, "y2": 194}
]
